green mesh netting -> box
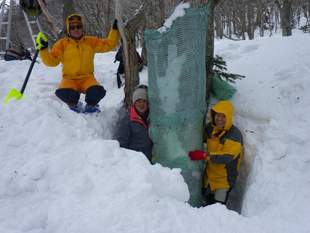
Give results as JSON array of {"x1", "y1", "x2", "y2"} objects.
[{"x1": 145, "y1": 6, "x2": 209, "y2": 207}]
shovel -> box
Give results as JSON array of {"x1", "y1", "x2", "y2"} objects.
[{"x1": 3, "y1": 50, "x2": 39, "y2": 105}]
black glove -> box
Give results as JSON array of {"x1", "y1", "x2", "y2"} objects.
[
  {"x1": 112, "y1": 19, "x2": 118, "y2": 30},
  {"x1": 39, "y1": 39, "x2": 48, "y2": 50}
]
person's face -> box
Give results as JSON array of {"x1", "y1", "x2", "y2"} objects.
[
  {"x1": 134, "y1": 99, "x2": 148, "y2": 114},
  {"x1": 69, "y1": 23, "x2": 83, "y2": 39},
  {"x1": 214, "y1": 112, "x2": 226, "y2": 129}
]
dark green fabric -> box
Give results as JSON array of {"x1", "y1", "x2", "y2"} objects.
[{"x1": 211, "y1": 73, "x2": 237, "y2": 100}]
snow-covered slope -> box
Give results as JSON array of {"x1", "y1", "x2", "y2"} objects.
[{"x1": 0, "y1": 31, "x2": 309, "y2": 233}]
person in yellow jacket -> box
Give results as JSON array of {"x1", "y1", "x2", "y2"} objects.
[
  {"x1": 35, "y1": 14, "x2": 120, "y2": 113},
  {"x1": 188, "y1": 100, "x2": 243, "y2": 206}
]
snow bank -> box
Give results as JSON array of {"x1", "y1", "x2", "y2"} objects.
[{"x1": 158, "y1": 2, "x2": 190, "y2": 33}]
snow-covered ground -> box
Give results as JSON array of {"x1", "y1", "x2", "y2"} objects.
[{"x1": 0, "y1": 30, "x2": 309, "y2": 233}]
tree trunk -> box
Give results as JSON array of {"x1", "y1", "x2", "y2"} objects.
[
  {"x1": 282, "y1": 0, "x2": 292, "y2": 36},
  {"x1": 232, "y1": 9, "x2": 237, "y2": 36},
  {"x1": 141, "y1": 0, "x2": 165, "y2": 65},
  {"x1": 276, "y1": 0, "x2": 293, "y2": 36},
  {"x1": 123, "y1": 11, "x2": 146, "y2": 108},
  {"x1": 200, "y1": 0, "x2": 220, "y2": 101},
  {"x1": 37, "y1": 0, "x2": 61, "y2": 38},
  {"x1": 104, "y1": 0, "x2": 112, "y2": 36},
  {"x1": 228, "y1": 20, "x2": 232, "y2": 38},
  {"x1": 308, "y1": 0, "x2": 310, "y2": 24},
  {"x1": 246, "y1": 1, "x2": 255, "y2": 40},
  {"x1": 240, "y1": 5, "x2": 246, "y2": 40},
  {"x1": 256, "y1": 0, "x2": 263, "y2": 37},
  {"x1": 214, "y1": 13, "x2": 223, "y2": 39}
]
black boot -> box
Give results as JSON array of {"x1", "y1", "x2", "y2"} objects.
[
  {"x1": 55, "y1": 88, "x2": 80, "y2": 104},
  {"x1": 85, "y1": 85, "x2": 106, "y2": 106},
  {"x1": 55, "y1": 88, "x2": 83, "y2": 112}
]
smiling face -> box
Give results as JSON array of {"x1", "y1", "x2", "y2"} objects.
[
  {"x1": 214, "y1": 112, "x2": 226, "y2": 129},
  {"x1": 67, "y1": 14, "x2": 83, "y2": 39},
  {"x1": 69, "y1": 23, "x2": 83, "y2": 39},
  {"x1": 134, "y1": 99, "x2": 148, "y2": 115}
]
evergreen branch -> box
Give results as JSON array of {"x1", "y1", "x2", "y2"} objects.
[{"x1": 211, "y1": 55, "x2": 245, "y2": 83}]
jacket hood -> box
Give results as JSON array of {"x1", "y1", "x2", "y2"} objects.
[
  {"x1": 66, "y1": 13, "x2": 84, "y2": 38},
  {"x1": 211, "y1": 100, "x2": 234, "y2": 131}
]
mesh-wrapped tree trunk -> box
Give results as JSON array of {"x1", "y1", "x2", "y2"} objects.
[{"x1": 145, "y1": 6, "x2": 209, "y2": 207}]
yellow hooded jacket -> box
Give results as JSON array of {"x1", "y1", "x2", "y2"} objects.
[
  {"x1": 204, "y1": 101, "x2": 243, "y2": 191},
  {"x1": 39, "y1": 14, "x2": 119, "y2": 82}
]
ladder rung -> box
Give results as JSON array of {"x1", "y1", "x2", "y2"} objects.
[{"x1": 0, "y1": 6, "x2": 43, "y2": 49}]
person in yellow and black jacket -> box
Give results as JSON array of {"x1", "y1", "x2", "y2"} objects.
[
  {"x1": 188, "y1": 100, "x2": 243, "y2": 206},
  {"x1": 35, "y1": 14, "x2": 120, "y2": 113}
]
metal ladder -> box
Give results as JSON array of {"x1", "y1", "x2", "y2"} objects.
[
  {"x1": 22, "y1": 10, "x2": 43, "y2": 48},
  {"x1": 0, "y1": 0, "x2": 42, "y2": 56},
  {"x1": 0, "y1": 0, "x2": 12, "y2": 55}
]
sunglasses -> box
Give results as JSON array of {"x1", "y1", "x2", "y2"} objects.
[{"x1": 69, "y1": 25, "x2": 82, "y2": 30}]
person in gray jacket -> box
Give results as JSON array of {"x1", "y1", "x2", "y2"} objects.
[{"x1": 116, "y1": 85, "x2": 153, "y2": 162}]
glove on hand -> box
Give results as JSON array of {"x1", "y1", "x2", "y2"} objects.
[
  {"x1": 188, "y1": 150, "x2": 207, "y2": 160},
  {"x1": 36, "y1": 32, "x2": 48, "y2": 51},
  {"x1": 112, "y1": 19, "x2": 118, "y2": 30}
]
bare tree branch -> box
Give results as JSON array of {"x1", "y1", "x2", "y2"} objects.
[{"x1": 37, "y1": 0, "x2": 61, "y2": 37}]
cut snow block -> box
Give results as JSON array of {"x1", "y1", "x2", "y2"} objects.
[
  {"x1": 145, "y1": 6, "x2": 209, "y2": 207},
  {"x1": 211, "y1": 73, "x2": 237, "y2": 100}
]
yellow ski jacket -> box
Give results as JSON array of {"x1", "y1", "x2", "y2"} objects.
[
  {"x1": 204, "y1": 101, "x2": 243, "y2": 191},
  {"x1": 39, "y1": 14, "x2": 119, "y2": 80}
]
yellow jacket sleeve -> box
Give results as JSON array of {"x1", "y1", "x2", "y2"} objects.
[
  {"x1": 39, "y1": 40, "x2": 63, "y2": 67},
  {"x1": 90, "y1": 29, "x2": 120, "y2": 53}
]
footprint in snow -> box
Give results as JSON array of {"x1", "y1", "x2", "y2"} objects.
[{"x1": 242, "y1": 44, "x2": 259, "y2": 53}]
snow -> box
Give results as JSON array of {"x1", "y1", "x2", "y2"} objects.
[
  {"x1": 158, "y1": 2, "x2": 190, "y2": 33},
  {"x1": 1, "y1": 30, "x2": 310, "y2": 232}
]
